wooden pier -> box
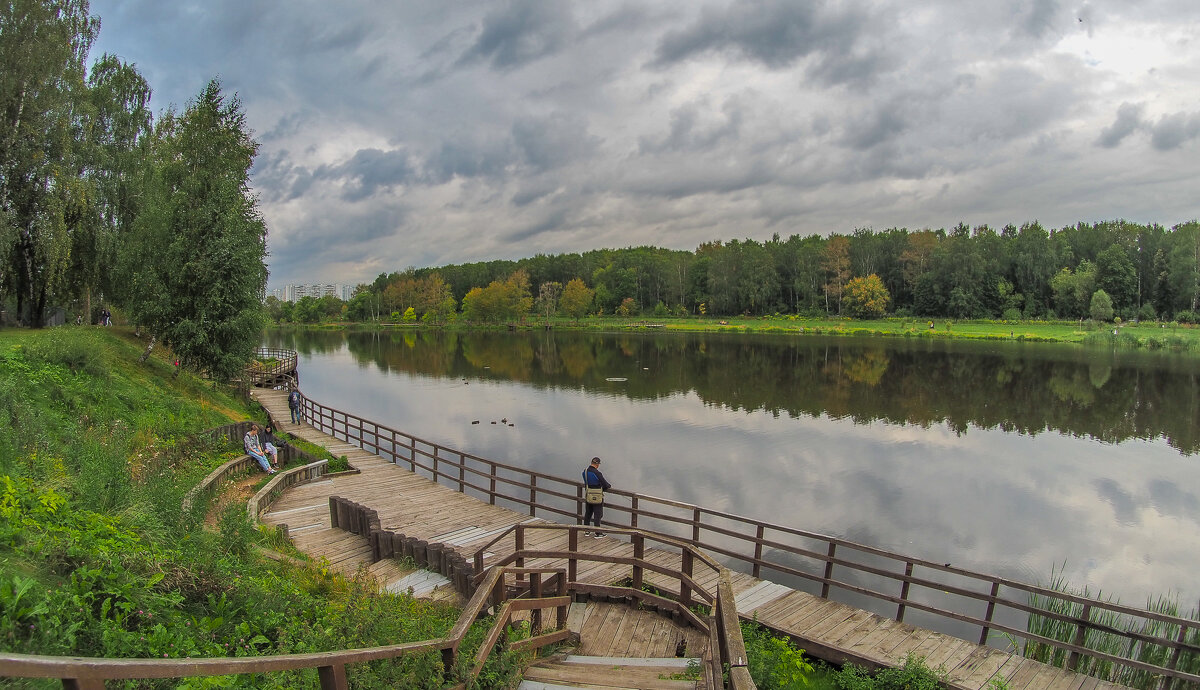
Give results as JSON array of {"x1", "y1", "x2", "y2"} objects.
[{"x1": 252, "y1": 386, "x2": 1152, "y2": 690}]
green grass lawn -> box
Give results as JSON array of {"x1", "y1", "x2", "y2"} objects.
[{"x1": 329, "y1": 314, "x2": 1200, "y2": 351}]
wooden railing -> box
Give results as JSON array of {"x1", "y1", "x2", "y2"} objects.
[
  {"x1": 326, "y1": 497, "x2": 752, "y2": 689},
  {"x1": 0, "y1": 563, "x2": 568, "y2": 689},
  {"x1": 245, "y1": 347, "x2": 297, "y2": 386},
  {"x1": 472, "y1": 522, "x2": 753, "y2": 689},
  {"x1": 290, "y1": 366, "x2": 1200, "y2": 687}
]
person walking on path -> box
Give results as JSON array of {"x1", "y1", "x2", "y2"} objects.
[
  {"x1": 288, "y1": 389, "x2": 302, "y2": 425},
  {"x1": 581, "y1": 456, "x2": 611, "y2": 538},
  {"x1": 244, "y1": 423, "x2": 277, "y2": 474}
]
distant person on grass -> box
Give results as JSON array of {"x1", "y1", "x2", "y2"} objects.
[
  {"x1": 582, "y1": 456, "x2": 611, "y2": 538},
  {"x1": 244, "y1": 423, "x2": 277, "y2": 474}
]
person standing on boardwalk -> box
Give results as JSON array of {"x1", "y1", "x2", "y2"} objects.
[
  {"x1": 244, "y1": 423, "x2": 276, "y2": 475},
  {"x1": 288, "y1": 388, "x2": 302, "y2": 424},
  {"x1": 582, "y1": 456, "x2": 611, "y2": 538}
]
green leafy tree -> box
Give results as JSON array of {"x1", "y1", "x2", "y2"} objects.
[
  {"x1": 1095, "y1": 244, "x2": 1137, "y2": 313},
  {"x1": 293, "y1": 296, "x2": 319, "y2": 323},
  {"x1": 0, "y1": 0, "x2": 98, "y2": 326},
  {"x1": 119, "y1": 79, "x2": 266, "y2": 380},
  {"x1": 69, "y1": 54, "x2": 152, "y2": 320},
  {"x1": 1090, "y1": 289, "x2": 1114, "y2": 322},
  {"x1": 1050, "y1": 261, "x2": 1097, "y2": 319},
  {"x1": 559, "y1": 278, "x2": 594, "y2": 320},
  {"x1": 843, "y1": 274, "x2": 891, "y2": 318}
]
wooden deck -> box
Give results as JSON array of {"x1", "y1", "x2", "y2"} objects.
[{"x1": 252, "y1": 388, "x2": 1128, "y2": 690}]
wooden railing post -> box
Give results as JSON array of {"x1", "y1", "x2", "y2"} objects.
[
  {"x1": 515, "y1": 525, "x2": 525, "y2": 570},
  {"x1": 318, "y1": 663, "x2": 348, "y2": 690},
  {"x1": 458, "y1": 460, "x2": 465, "y2": 493},
  {"x1": 692, "y1": 507, "x2": 701, "y2": 543},
  {"x1": 978, "y1": 580, "x2": 1000, "y2": 645},
  {"x1": 680, "y1": 550, "x2": 694, "y2": 608},
  {"x1": 630, "y1": 495, "x2": 639, "y2": 529},
  {"x1": 753, "y1": 524, "x2": 764, "y2": 579},
  {"x1": 531, "y1": 573, "x2": 543, "y2": 634},
  {"x1": 821, "y1": 542, "x2": 837, "y2": 599},
  {"x1": 529, "y1": 476, "x2": 537, "y2": 517},
  {"x1": 568, "y1": 529, "x2": 578, "y2": 583},
  {"x1": 556, "y1": 568, "x2": 568, "y2": 632},
  {"x1": 432, "y1": 447, "x2": 440, "y2": 483},
  {"x1": 1067, "y1": 603, "x2": 1092, "y2": 672},
  {"x1": 490, "y1": 465, "x2": 498, "y2": 505},
  {"x1": 491, "y1": 571, "x2": 507, "y2": 611},
  {"x1": 897, "y1": 561, "x2": 913, "y2": 622},
  {"x1": 1160, "y1": 623, "x2": 1191, "y2": 690},
  {"x1": 632, "y1": 533, "x2": 645, "y2": 592}
]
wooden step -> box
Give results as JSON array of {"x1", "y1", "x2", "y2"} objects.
[{"x1": 520, "y1": 655, "x2": 701, "y2": 690}]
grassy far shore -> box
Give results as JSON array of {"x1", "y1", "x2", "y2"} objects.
[
  {"x1": 0, "y1": 327, "x2": 517, "y2": 689},
  {"x1": 290, "y1": 314, "x2": 1200, "y2": 351}
]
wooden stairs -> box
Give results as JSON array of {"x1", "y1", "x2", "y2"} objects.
[{"x1": 519, "y1": 654, "x2": 701, "y2": 690}]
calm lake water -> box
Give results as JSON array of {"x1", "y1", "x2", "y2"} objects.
[{"x1": 263, "y1": 328, "x2": 1200, "y2": 611}]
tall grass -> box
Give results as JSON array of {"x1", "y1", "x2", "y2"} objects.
[{"x1": 1025, "y1": 567, "x2": 1200, "y2": 688}]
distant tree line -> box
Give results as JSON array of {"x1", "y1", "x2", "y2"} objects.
[
  {"x1": 0, "y1": 1, "x2": 267, "y2": 380},
  {"x1": 269, "y1": 219, "x2": 1200, "y2": 325}
]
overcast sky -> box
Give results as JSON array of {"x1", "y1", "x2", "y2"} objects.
[{"x1": 89, "y1": 0, "x2": 1200, "y2": 289}]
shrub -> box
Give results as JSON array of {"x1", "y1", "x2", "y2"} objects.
[
  {"x1": 834, "y1": 654, "x2": 946, "y2": 690},
  {"x1": 742, "y1": 620, "x2": 814, "y2": 689}
]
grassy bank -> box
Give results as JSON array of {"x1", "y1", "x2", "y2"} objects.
[
  {"x1": 0, "y1": 327, "x2": 512, "y2": 688},
  {"x1": 285, "y1": 315, "x2": 1200, "y2": 351}
]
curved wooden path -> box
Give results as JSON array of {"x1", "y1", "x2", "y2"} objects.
[{"x1": 252, "y1": 388, "x2": 1129, "y2": 690}]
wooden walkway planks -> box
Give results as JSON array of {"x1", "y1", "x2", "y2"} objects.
[{"x1": 251, "y1": 388, "x2": 1131, "y2": 690}]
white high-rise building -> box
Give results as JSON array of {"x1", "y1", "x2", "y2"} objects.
[{"x1": 273, "y1": 283, "x2": 356, "y2": 303}]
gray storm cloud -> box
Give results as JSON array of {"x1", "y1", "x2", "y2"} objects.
[{"x1": 88, "y1": 0, "x2": 1200, "y2": 287}]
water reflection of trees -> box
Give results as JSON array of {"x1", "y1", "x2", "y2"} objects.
[{"x1": 278, "y1": 329, "x2": 1200, "y2": 455}]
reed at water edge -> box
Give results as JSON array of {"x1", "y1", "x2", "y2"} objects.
[{"x1": 1024, "y1": 567, "x2": 1200, "y2": 689}]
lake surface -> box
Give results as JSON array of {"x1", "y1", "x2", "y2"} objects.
[{"x1": 263, "y1": 328, "x2": 1200, "y2": 612}]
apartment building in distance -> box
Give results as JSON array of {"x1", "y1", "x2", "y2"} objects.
[{"x1": 267, "y1": 283, "x2": 354, "y2": 302}]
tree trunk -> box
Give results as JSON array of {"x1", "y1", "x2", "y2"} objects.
[{"x1": 139, "y1": 333, "x2": 156, "y2": 362}]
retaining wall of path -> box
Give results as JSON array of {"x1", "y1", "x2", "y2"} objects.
[
  {"x1": 327, "y1": 495, "x2": 478, "y2": 597},
  {"x1": 184, "y1": 420, "x2": 334, "y2": 525}
]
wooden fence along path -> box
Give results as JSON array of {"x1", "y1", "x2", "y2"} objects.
[{"x1": 252, "y1": 387, "x2": 1137, "y2": 690}]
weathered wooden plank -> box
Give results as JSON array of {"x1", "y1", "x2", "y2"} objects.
[
  {"x1": 948, "y1": 646, "x2": 1014, "y2": 688},
  {"x1": 1005, "y1": 659, "x2": 1050, "y2": 690}
]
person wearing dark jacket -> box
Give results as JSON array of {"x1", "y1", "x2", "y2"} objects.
[
  {"x1": 260, "y1": 424, "x2": 283, "y2": 468},
  {"x1": 287, "y1": 389, "x2": 302, "y2": 424},
  {"x1": 581, "y1": 456, "x2": 611, "y2": 538}
]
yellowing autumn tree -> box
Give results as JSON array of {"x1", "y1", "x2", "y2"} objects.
[
  {"x1": 843, "y1": 274, "x2": 891, "y2": 318},
  {"x1": 559, "y1": 278, "x2": 594, "y2": 320}
]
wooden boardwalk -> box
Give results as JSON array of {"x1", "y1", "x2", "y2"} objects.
[{"x1": 252, "y1": 388, "x2": 1127, "y2": 690}]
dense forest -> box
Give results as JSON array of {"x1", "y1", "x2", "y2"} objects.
[{"x1": 271, "y1": 219, "x2": 1200, "y2": 324}]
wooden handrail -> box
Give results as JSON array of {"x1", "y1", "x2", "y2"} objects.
[
  {"x1": 464, "y1": 522, "x2": 751, "y2": 687},
  {"x1": 0, "y1": 564, "x2": 572, "y2": 689},
  {"x1": 260, "y1": 353, "x2": 1200, "y2": 686}
]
